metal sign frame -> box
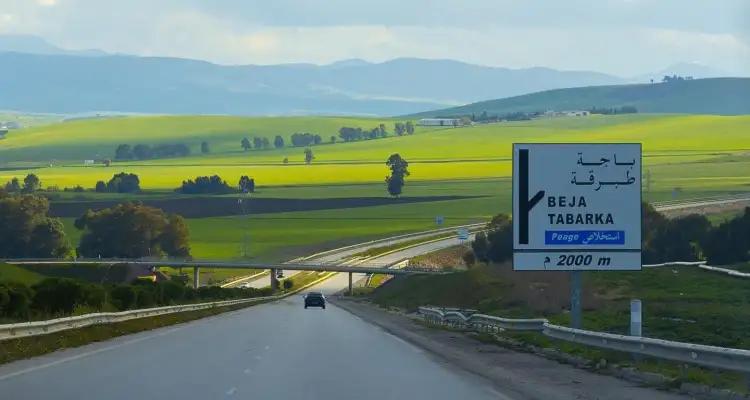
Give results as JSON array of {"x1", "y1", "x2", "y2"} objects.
[{"x1": 512, "y1": 143, "x2": 642, "y2": 272}]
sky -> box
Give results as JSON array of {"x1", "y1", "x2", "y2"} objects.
[{"x1": 0, "y1": 0, "x2": 748, "y2": 76}]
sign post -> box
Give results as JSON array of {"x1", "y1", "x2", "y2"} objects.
[{"x1": 512, "y1": 143, "x2": 642, "y2": 328}]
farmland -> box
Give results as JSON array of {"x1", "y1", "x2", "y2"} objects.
[{"x1": 2, "y1": 113, "x2": 749, "y2": 261}]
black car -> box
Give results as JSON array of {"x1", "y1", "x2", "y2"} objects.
[{"x1": 304, "y1": 292, "x2": 326, "y2": 309}]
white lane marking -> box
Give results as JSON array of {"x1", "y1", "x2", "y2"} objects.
[
  {"x1": 226, "y1": 387, "x2": 237, "y2": 396},
  {"x1": 1, "y1": 334, "x2": 153, "y2": 381},
  {"x1": 0, "y1": 325, "x2": 188, "y2": 382},
  {"x1": 243, "y1": 368, "x2": 252, "y2": 375}
]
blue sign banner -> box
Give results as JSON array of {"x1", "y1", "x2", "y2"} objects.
[{"x1": 545, "y1": 230, "x2": 625, "y2": 245}]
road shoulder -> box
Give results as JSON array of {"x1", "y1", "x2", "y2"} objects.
[{"x1": 331, "y1": 297, "x2": 691, "y2": 400}]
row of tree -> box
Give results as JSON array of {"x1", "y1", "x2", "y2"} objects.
[
  {"x1": 0, "y1": 277, "x2": 272, "y2": 321},
  {"x1": 241, "y1": 137, "x2": 271, "y2": 151},
  {"x1": 175, "y1": 175, "x2": 256, "y2": 194},
  {"x1": 3, "y1": 174, "x2": 41, "y2": 194},
  {"x1": 471, "y1": 205, "x2": 750, "y2": 266},
  {"x1": 114, "y1": 143, "x2": 197, "y2": 161},
  {"x1": 95, "y1": 172, "x2": 141, "y2": 193},
  {"x1": 589, "y1": 106, "x2": 638, "y2": 115}
]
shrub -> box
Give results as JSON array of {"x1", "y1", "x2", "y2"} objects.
[
  {"x1": 0, "y1": 283, "x2": 33, "y2": 319},
  {"x1": 282, "y1": 279, "x2": 294, "y2": 290},
  {"x1": 31, "y1": 278, "x2": 85, "y2": 316},
  {"x1": 110, "y1": 285, "x2": 137, "y2": 310}
]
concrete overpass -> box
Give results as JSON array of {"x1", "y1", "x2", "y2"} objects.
[{"x1": 3, "y1": 258, "x2": 446, "y2": 294}]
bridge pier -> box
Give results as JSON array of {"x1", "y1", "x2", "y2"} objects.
[
  {"x1": 270, "y1": 269, "x2": 280, "y2": 291},
  {"x1": 348, "y1": 272, "x2": 353, "y2": 296},
  {"x1": 193, "y1": 267, "x2": 200, "y2": 288}
]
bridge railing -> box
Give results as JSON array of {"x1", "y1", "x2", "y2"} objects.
[{"x1": 418, "y1": 307, "x2": 750, "y2": 373}]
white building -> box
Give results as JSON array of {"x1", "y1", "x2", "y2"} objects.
[{"x1": 418, "y1": 118, "x2": 462, "y2": 127}]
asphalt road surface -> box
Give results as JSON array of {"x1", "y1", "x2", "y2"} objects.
[
  {"x1": 0, "y1": 232, "x2": 687, "y2": 399},
  {"x1": 0, "y1": 288, "x2": 503, "y2": 400}
]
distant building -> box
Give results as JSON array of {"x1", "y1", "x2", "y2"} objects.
[
  {"x1": 543, "y1": 110, "x2": 590, "y2": 117},
  {"x1": 418, "y1": 118, "x2": 462, "y2": 127},
  {"x1": 0, "y1": 129, "x2": 7, "y2": 139},
  {"x1": 84, "y1": 159, "x2": 95, "y2": 165}
]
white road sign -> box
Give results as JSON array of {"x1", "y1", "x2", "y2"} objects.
[
  {"x1": 512, "y1": 143, "x2": 642, "y2": 271},
  {"x1": 457, "y1": 228, "x2": 469, "y2": 241}
]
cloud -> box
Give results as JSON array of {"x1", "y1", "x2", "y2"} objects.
[
  {"x1": 0, "y1": 0, "x2": 748, "y2": 76},
  {"x1": 37, "y1": 0, "x2": 57, "y2": 6}
]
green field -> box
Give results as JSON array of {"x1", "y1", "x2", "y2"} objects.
[
  {"x1": 3, "y1": 113, "x2": 749, "y2": 261},
  {"x1": 1, "y1": 114, "x2": 749, "y2": 192}
]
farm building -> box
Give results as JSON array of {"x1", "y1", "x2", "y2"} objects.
[{"x1": 418, "y1": 118, "x2": 462, "y2": 127}]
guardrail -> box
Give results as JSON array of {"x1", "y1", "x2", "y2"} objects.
[
  {"x1": 418, "y1": 307, "x2": 750, "y2": 373},
  {"x1": 644, "y1": 261, "x2": 750, "y2": 279},
  {"x1": 0, "y1": 272, "x2": 335, "y2": 342},
  {"x1": 299, "y1": 222, "x2": 486, "y2": 261}
]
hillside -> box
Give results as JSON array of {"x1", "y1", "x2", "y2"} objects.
[
  {"x1": 0, "y1": 52, "x2": 623, "y2": 116},
  {"x1": 1, "y1": 114, "x2": 749, "y2": 191},
  {"x1": 409, "y1": 78, "x2": 750, "y2": 117}
]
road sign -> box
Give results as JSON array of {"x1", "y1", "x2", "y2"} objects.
[
  {"x1": 512, "y1": 143, "x2": 642, "y2": 271},
  {"x1": 435, "y1": 215, "x2": 444, "y2": 225},
  {"x1": 456, "y1": 228, "x2": 470, "y2": 241}
]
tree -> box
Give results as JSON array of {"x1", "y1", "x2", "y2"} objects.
[
  {"x1": 4, "y1": 177, "x2": 20, "y2": 193},
  {"x1": 132, "y1": 144, "x2": 152, "y2": 160},
  {"x1": 274, "y1": 135, "x2": 285, "y2": 149},
  {"x1": 304, "y1": 148, "x2": 315, "y2": 164},
  {"x1": 313, "y1": 134, "x2": 322, "y2": 145},
  {"x1": 405, "y1": 121, "x2": 415, "y2": 135},
  {"x1": 394, "y1": 122, "x2": 406, "y2": 136},
  {"x1": 75, "y1": 202, "x2": 191, "y2": 258},
  {"x1": 703, "y1": 207, "x2": 750, "y2": 265},
  {"x1": 378, "y1": 123, "x2": 387, "y2": 137},
  {"x1": 241, "y1": 137, "x2": 252, "y2": 151},
  {"x1": 330, "y1": 136, "x2": 337, "y2": 144},
  {"x1": 114, "y1": 144, "x2": 133, "y2": 160},
  {"x1": 0, "y1": 195, "x2": 70, "y2": 258},
  {"x1": 238, "y1": 176, "x2": 255, "y2": 193},
  {"x1": 201, "y1": 141, "x2": 210, "y2": 154},
  {"x1": 95, "y1": 181, "x2": 107, "y2": 193},
  {"x1": 177, "y1": 175, "x2": 234, "y2": 194},
  {"x1": 253, "y1": 137, "x2": 263, "y2": 149},
  {"x1": 159, "y1": 214, "x2": 191, "y2": 258},
  {"x1": 22, "y1": 174, "x2": 41, "y2": 193},
  {"x1": 385, "y1": 154, "x2": 409, "y2": 197},
  {"x1": 472, "y1": 214, "x2": 512, "y2": 263},
  {"x1": 261, "y1": 137, "x2": 270, "y2": 149},
  {"x1": 106, "y1": 172, "x2": 140, "y2": 193}
]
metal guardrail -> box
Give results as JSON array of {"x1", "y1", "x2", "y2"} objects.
[
  {"x1": 0, "y1": 272, "x2": 336, "y2": 342},
  {"x1": 0, "y1": 297, "x2": 272, "y2": 341},
  {"x1": 644, "y1": 261, "x2": 750, "y2": 279},
  {"x1": 418, "y1": 307, "x2": 750, "y2": 373}
]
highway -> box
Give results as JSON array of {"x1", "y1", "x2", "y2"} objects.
[{"x1": 0, "y1": 232, "x2": 688, "y2": 399}]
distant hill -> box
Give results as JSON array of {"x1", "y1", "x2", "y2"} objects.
[
  {"x1": 408, "y1": 78, "x2": 750, "y2": 117},
  {"x1": 0, "y1": 34, "x2": 105, "y2": 56},
  {"x1": 0, "y1": 51, "x2": 625, "y2": 116}
]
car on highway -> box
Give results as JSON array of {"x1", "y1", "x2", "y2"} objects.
[{"x1": 303, "y1": 292, "x2": 326, "y2": 309}]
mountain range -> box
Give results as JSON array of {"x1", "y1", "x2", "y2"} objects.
[{"x1": 0, "y1": 34, "x2": 741, "y2": 116}]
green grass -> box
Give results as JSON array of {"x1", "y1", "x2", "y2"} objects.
[
  {"x1": 382, "y1": 262, "x2": 750, "y2": 393},
  {"x1": 0, "y1": 263, "x2": 46, "y2": 285},
  {"x1": 1, "y1": 114, "x2": 749, "y2": 191},
  {"x1": 409, "y1": 77, "x2": 750, "y2": 117}
]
